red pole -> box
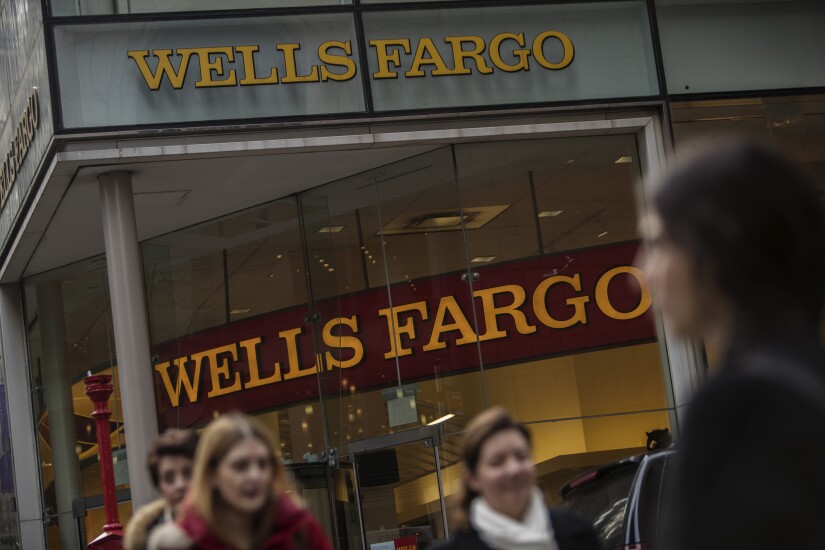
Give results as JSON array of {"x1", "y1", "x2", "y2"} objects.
[{"x1": 84, "y1": 374, "x2": 123, "y2": 549}]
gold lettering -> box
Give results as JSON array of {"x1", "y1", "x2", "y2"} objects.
[
  {"x1": 179, "y1": 47, "x2": 238, "y2": 88},
  {"x1": 127, "y1": 49, "x2": 195, "y2": 90},
  {"x1": 533, "y1": 274, "x2": 589, "y2": 329},
  {"x1": 322, "y1": 316, "x2": 364, "y2": 369},
  {"x1": 369, "y1": 39, "x2": 411, "y2": 79},
  {"x1": 379, "y1": 301, "x2": 428, "y2": 359},
  {"x1": 279, "y1": 327, "x2": 318, "y2": 379},
  {"x1": 153, "y1": 357, "x2": 202, "y2": 407},
  {"x1": 422, "y1": 295, "x2": 477, "y2": 352},
  {"x1": 28, "y1": 92, "x2": 39, "y2": 129},
  {"x1": 240, "y1": 337, "x2": 282, "y2": 389},
  {"x1": 532, "y1": 31, "x2": 574, "y2": 70},
  {"x1": 236, "y1": 45, "x2": 279, "y2": 85},
  {"x1": 190, "y1": 344, "x2": 242, "y2": 399},
  {"x1": 406, "y1": 38, "x2": 452, "y2": 77},
  {"x1": 277, "y1": 44, "x2": 320, "y2": 83},
  {"x1": 595, "y1": 266, "x2": 652, "y2": 320},
  {"x1": 444, "y1": 35, "x2": 493, "y2": 75},
  {"x1": 318, "y1": 41, "x2": 357, "y2": 82},
  {"x1": 489, "y1": 33, "x2": 531, "y2": 72},
  {"x1": 475, "y1": 285, "x2": 537, "y2": 342}
]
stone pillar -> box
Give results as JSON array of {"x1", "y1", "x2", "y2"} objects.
[
  {"x1": 37, "y1": 282, "x2": 82, "y2": 549},
  {"x1": 98, "y1": 171, "x2": 158, "y2": 508},
  {"x1": 0, "y1": 285, "x2": 47, "y2": 549}
]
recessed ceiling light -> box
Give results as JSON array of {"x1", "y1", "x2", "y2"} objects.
[
  {"x1": 615, "y1": 156, "x2": 633, "y2": 164},
  {"x1": 267, "y1": 273, "x2": 275, "y2": 279},
  {"x1": 230, "y1": 308, "x2": 252, "y2": 315},
  {"x1": 538, "y1": 210, "x2": 564, "y2": 218},
  {"x1": 276, "y1": 254, "x2": 283, "y2": 259},
  {"x1": 471, "y1": 256, "x2": 496, "y2": 263},
  {"x1": 597, "y1": 231, "x2": 609, "y2": 238},
  {"x1": 427, "y1": 413, "x2": 455, "y2": 426},
  {"x1": 318, "y1": 226, "x2": 344, "y2": 233}
]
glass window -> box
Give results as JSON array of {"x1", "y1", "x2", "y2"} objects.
[
  {"x1": 143, "y1": 198, "x2": 329, "y2": 468},
  {"x1": 51, "y1": 0, "x2": 348, "y2": 17},
  {"x1": 363, "y1": 2, "x2": 658, "y2": 112},
  {"x1": 670, "y1": 94, "x2": 825, "y2": 193},
  {"x1": 24, "y1": 256, "x2": 127, "y2": 549},
  {"x1": 656, "y1": 0, "x2": 825, "y2": 94},
  {"x1": 53, "y1": 14, "x2": 364, "y2": 129},
  {"x1": 130, "y1": 130, "x2": 673, "y2": 550}
]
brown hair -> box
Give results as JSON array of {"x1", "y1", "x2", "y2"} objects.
[
  {"x1": 188, "y1": 413, "x2": 292, "y2": 549},
  {"x1": 453, "y1": 407, "x2": 532, "y2": 529},
  {"x1": 146, "y1": 429, "x2": 199, "y2": 488}
]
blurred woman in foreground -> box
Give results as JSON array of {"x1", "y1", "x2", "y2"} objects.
[
  {"x1": 434, "y1": 407, "x2": 600, "y2": 550},
  {"x1": 639, "y1": 139, "x2": 825, "y2": 549},
  {"x1": 150, "y1": 413, "x2": 332, "y2": 550}
]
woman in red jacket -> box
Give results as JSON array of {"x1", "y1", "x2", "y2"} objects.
[{"x1": 150, "y1": 413, "x2": 332, "y2": 550}]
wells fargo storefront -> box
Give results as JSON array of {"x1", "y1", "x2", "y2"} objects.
[{"x1": 1, "y1": 1, "x2": 710, "y2": 548}]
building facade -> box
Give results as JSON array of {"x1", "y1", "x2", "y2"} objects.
[{"x1": 0, "y1": 0, "x2": 823, "y2": 548}]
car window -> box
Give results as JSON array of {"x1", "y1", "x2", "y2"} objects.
[
  {"x1": 563, "y1": 465, "x2": 638, "y2": 548},
  {"x1": 636, "y1": 457, "x2": 666, "y2": 543}
]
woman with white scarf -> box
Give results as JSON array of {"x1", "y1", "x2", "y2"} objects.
[{"x1": 435, "y1": 407, "x2": 601, "y2": 550}]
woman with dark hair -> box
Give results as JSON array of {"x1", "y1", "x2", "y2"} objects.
[
  {"x1": 125, "y1": 429, "x2": 199, "y2": 550},
  {"x1": 149, "y1": 413, "x2": 331, "y2": 550},
  {"x1": 640, "y1": 139, "x2": 825, "y2": 549},
  {"x1": 434, "y1": 407, "x2": 600, "y2": 550}
]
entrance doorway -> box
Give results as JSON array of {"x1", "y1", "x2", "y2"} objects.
[{"x1": 349, "y1": 425, "x2": 448, "y2": 550}]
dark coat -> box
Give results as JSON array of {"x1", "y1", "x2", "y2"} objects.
[
  {"x1": 433, "y1": 507, "x2": 601, "y2": 550},
  {"x1": 668, "y1": 333, "x2": 825, "y2": 550}
]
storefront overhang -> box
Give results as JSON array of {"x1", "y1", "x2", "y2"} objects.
[{"x1": 2, "y1": 113, "x2": 665, "y2": 283}]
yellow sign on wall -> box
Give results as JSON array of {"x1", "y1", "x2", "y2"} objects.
[{"x1": 126, "y1": 30, "x2": 574, "y2": 91}]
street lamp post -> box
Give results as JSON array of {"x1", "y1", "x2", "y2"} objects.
[{"x1": 84, "y1": 374, "x2": 123, "y2": 549}]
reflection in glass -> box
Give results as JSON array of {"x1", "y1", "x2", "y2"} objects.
[
  {"x1": 24, "y1": 256, "x2": 126, "y2": 549},
  {"x1": 671, "y1": 94, "x2": 825, "y2": 192}
]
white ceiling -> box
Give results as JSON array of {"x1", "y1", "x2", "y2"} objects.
[{"x1": 25, "y1": 144, "x2": 439, "y2": 277}]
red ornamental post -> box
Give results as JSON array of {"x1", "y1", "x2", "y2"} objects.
[{"x1": 84, "y1": 374, "x2": 123, "y2": 549}]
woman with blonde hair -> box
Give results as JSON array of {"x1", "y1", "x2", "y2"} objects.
[
  {"x1": 434, "y1": 407, "x2": 600, "y2": 550},
  {"x1": 149, "y1": 413, "x2": 332, "y2": 550}
]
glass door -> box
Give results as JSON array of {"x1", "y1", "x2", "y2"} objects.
[{"x1": 349, "y1": 426, "x2": 447, "y2": 550}]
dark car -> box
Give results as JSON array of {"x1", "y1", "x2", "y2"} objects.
[{"x1": 559, "y1": 449, "x2": 675, "y2": 550}]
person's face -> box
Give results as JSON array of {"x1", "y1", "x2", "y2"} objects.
[
  {"x1": 157, "y1": 455, "x2": 193, "y2": 514},
  {"x1": 213, "y1": 437, "x2": 273, "y2": 515},
  {"x1": 637, "y1": 212, "x2": 708, "y2": 337},
  {"x1": 468, "y1": 429, "x2": 536, "y2": 520}
]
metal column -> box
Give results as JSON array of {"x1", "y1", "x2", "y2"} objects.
[{"x1": 98, "y1": 171, "x2": 158, "y2": 508}]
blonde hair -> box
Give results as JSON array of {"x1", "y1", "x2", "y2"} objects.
[
  {"x1": 188, "y1": 413, "x2": 291, "y2": 548},
  {"x1": 452, "y1": 407, "x2": 532, "y2": 529}
]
